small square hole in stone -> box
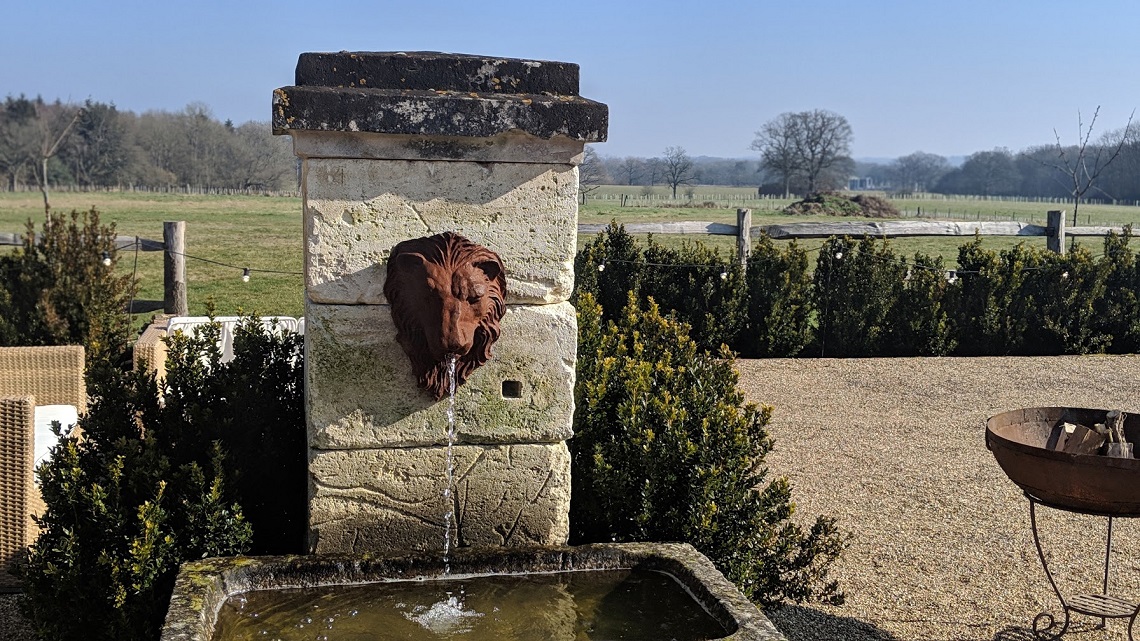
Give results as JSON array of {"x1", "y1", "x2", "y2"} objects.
[{"x1": 502, "y1": 380, "x2": 523, "y2": 399}]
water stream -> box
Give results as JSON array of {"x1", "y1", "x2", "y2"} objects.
[
  {"x1": 415, "y1": 354, "x2": 483, "y2": 631},
  {"x1": 442, "y1": 354, "x2": 458, "y2": 575}
]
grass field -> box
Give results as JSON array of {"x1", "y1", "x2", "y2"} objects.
[
  {"x1": 0, "y1": 192, "x2": 304, "y2": 319},
  {"x1": 586, "y1": 184, "x2": 1137, "y2": 224},
  {"x1": 3, "y1": 188, "x2": 1139, "y2": 327}
]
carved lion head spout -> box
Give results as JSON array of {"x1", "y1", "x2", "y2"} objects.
[{"x1": 383, "y1": 232, "x2": 507, "y2": 399}]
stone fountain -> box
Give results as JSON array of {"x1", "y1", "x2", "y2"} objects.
[{"x1": 158, "y1": 51, "x2": 786, "y2": 641}]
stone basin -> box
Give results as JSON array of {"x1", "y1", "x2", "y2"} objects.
[
  {"x1": 160, "y1": 542, "x2": 786, "y2": 640},
  {"x1": 986, "y1": 406, "x2": 1140, "y2": 515}
]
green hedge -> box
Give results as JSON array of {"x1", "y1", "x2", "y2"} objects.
[
  {"x1": 0, "y1": 209, "x2": 138, "y2": 368},
  {"x1": 570, "y1": 292, "x2": 846, "y2": 607},
  {"x1": 575, "y1": 222, "x2": 1140, "y2": 357},
  {"x1": 21, "y1": 318, "x2": 305, "y2": 641}
]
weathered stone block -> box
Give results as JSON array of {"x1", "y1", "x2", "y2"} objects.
[
  {"x1": 308, "y1": 442, "x2": 571, "y2": 554},
  {"x1": 290, "y1": 130, "x2": 587, "y2": 165},
  {"x1": 305, "y1": 300, "x2": 575, "y2": 449},
  {"x1": 295, "y1": 51, "x2": 583, "y2": 96},
  {"x1": 304, "y1": 158, "x2": 578, "y2": 305},
  {"x1": 273, "y1": 52, "x2": 609, "y2": 142}
]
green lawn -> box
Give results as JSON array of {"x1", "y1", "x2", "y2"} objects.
[
  {"x1": 585, "y1": 185, "x2": 1137, "y2": 226},
  {"x1": 580, "y1": 190, "x2": 1140, "y2": 265},
  {"x1": 3, "y1": 188, "x2": 1138, "y2": 326},
  {"x1": 0, "y1": 192, "x2": 305, "y2": 319}
]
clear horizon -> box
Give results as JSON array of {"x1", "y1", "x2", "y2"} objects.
[{"x1": 3, "y1": 0, "x2": 1138, "y2": 161}]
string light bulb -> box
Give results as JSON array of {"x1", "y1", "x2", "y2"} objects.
[
  {"x1": 720, "y1": 270, "x2": 728, "y2": 280},
  {"x1": 597, "y1": 261, "x2": 606, "y2": 272},
  {"x1": 834, "y1": 251, "x2": 844, "y2": 260},
  {"x1": 101, "y1": 251, "x2": 112, "y2": 267},
  {"x1": 242, "y1": 267, "x2": 251, "y2": 283}
]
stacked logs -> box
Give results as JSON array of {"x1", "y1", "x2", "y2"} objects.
[{"x1": 1052, "y1": 409, "x2": 1133, "y2": 458}]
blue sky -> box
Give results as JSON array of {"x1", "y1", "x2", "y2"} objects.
[{"x1": 3, "y1": 0, "x2": 1138, "y2": 160}]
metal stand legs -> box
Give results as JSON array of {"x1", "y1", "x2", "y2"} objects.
[{"x1": 1027, "y1": 494, "x2": 1139, "y2": 640}]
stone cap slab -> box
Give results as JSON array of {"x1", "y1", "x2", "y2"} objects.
[
  {"x1": 273, "y1": 51, "x2": 608, "y2": 142},
  {"x1": 295, "y1": 51, "x2": 581, "y2": 95}
]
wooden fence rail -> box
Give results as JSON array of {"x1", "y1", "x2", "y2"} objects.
[
  {"x1": 579, "y1": 210, "x2": 1117, "y2": 262},
  {"x1": 0, "y1": 233, "x2": 166, "y2": 250},
  {"x1": 0, "y1": 210, "x2": 1121, "y2": 309},
  {"x1": 1, "y1": 223, "x2": 186, "y2": 314}
]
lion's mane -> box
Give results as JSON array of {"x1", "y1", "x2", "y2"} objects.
[{"x1": 384, "y1": 232, "x2": 506, "y2": 399}]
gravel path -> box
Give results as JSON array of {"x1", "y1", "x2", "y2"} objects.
[
  {"x1": 736, "y1": 355, "x2": 1140, "y2": 641},
  {"x1": 0, "y1": 594, "x2": 32, "y2": 640}
]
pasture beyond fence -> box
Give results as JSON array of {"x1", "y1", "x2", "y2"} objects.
[
  {"x1": 579, "y1": 209, "x2": 1117, "y2": 264},
  {"x1": 1, "y1": 221, "x2": 187, "y2": 315},
  {"x1": 1, "y1": 210, "x2": 1123, "y2": 314}
]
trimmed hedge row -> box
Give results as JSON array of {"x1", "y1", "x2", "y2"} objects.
[{"x1": 575, "y1": 222, "x2": 1140, "y2": 357}]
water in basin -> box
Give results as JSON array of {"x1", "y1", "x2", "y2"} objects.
[{"x1": 213, "y1": 567, "x2": 728, "y2": 640}]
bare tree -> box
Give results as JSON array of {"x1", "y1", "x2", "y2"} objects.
[
  {"x1": 751, "y1": 113, "x2": 802, "y2": 198},
  {"x1": 752, "y1": 109, "x2": 853, "y2": 196},
  {"x1": 959, "y1": 148, "x2": 1019, "y2": 196},
  {"x1": 793, "y1": 110, "x2": 853, "y2": 194},
  {"x1": 614, "y1": 156, "x2": 644, "y2": 185},
  {"x1": 1046, "y1": 106, "x2": 1135, "y2": 227},
  {"x1": 227, "y1": 121, "x2": 295, "y2": 190},
  {"x1": 31, "y1": 100, "x2": 83, "y2": 214},
  {"x1": 889, "y1": 151, "x2": 949, "y2": 193},
  {"x1": 659, "y1": 146, "x2": 694, "y2": 198},
  {"x1": 578, "y1": 145, "x2": 609, "y2": 204},
  {"x1": 644, "y1": 157, "x2": 663, "y2": 186},
  {"x1": 178, "y1": 102, "x2": 226, "y2": 189}
]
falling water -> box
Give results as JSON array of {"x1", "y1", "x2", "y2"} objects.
[
  {"x1": 442, "y1": 354, "x2": 458, "y2": 575},
  {"x1": 423, "y1": 354, "x2": 480, "y2": 632}
]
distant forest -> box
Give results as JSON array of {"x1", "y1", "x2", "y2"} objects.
[
  {"x1": 0, "y1": 96, "x2": 295, "y2": 193},
  {"x1": 6, "y1": 94, "x2": 1140, "y2": 204},
  {"x1": 602, "y1": 141, "x2": 1140, "y2": 203}
]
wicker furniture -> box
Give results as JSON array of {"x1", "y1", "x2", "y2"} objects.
[
  {"x1": 134, "y1": 314, "x2": 174, "y2": 382},
  {"x1": 0, "y1": 345, "x2": 86, "y2": 591}
]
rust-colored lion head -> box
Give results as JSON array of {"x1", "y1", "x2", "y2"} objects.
[{"x1": 384, "y1": 232, "x2": 506, "y2": 399}]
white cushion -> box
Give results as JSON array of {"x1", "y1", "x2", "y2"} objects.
[
  {"x1": 167, "y1": 316, "x2": 299, "y2": 363},
  {"x1": 32, "y1": 404, "x2": 79, "y2": 471}
]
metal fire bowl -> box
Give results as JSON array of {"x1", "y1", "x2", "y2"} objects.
[{"x1": 987, "y1": 407, "x2": 1140, "y2": 516}]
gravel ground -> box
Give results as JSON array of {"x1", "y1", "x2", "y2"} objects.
[
  {"x1": 736, "y1": 355, "x2": 1140, "y2": 641},
  {"x1": 4, "y1": 355, "x2": 1137, "y2": 640},
  {"x1": 0, "y1": 593, "x2": 32, "y2": 640}
]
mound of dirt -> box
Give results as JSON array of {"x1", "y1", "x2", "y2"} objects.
[
  {"x1": 849, "y1": 193, "x2": 899, "y2": 218},
  {"x1": 784, "y1": 192, "x2": 899, "y2": 218}
]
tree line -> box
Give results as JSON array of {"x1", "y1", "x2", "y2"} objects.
[
  {"x1": 594, "y1": 107, "x2": 1140, "y2": 223},
  {"x1": 10, "y1": 93, "x2": 1136, "y2": 218},
  {"x1": 0, "y1": 95, "x2": 296, "y2": 199}
]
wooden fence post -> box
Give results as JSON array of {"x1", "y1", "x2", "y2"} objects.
[
  {"x1": 736, "y1": 208, "x2": 751, "y2": 267},
  {"x1": 163, "y1": 221, "x2": 188, "y2": 315},
  {"x1": 1046, "y1": 210, "x2": 1066, "y2": 255}
]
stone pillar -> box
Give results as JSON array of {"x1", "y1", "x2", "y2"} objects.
[{"x1": 273, "y1": 52, "x2": 607, "y2": 554}]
